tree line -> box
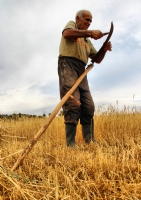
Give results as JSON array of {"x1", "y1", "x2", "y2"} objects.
[
  {"x1": 0, "y1": 113, "x2": 46, "y2": 120},
  {"x1": 0, "y1": 110, "x2": 63, "y2": 120}
]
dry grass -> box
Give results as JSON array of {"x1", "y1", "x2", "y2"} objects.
[{"x1": 0, "y1": 106, "x2": 141, "y2": 200}]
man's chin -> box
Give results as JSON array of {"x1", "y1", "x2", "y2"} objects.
[{"x1": 82, "y1": 27, "x2": 88, "y2": 30}]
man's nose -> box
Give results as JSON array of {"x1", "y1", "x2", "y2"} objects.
[{"x1": 87, "y1": 21, "x2": 91, "y2": 25}]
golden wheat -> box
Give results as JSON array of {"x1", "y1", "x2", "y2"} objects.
[{"x1": 0, "y1": 106, "x2": 141, "y2": 199}]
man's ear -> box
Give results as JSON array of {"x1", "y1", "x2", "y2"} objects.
[{"x1": 76, "y1": 16, "x2": 79, "y2": 22}]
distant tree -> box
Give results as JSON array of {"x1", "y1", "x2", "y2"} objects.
[{"x1": 48, "y1": 113, "x2": 51, "y2": 117}]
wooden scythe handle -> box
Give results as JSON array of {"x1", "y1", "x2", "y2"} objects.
[
  {"x1": 11, "y1": 22, "x2": 114, "y2": 171},
  {"x1": 11, "y1": 64, "x2": 93, "y2": 171}
]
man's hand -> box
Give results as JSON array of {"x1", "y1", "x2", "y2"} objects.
[
  {"x1": 104, "y1": 41, "x2": 112, "y2": 51},
  {"x1": 91, "y1": 41, "x2": 112, "y2": 64},
  {"x1": 91, "y1": 30, "x2": 103, "y2": 40}
]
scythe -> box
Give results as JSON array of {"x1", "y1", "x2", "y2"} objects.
[{"x1": 11, "y1": 22, "x2": 114, "y2": 171}]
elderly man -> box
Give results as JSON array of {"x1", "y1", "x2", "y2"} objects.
[{"x1": 58, "y1": 10, "x2": 112, "y2": 146}]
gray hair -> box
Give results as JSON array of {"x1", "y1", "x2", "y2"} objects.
[{"x1": 75, "y1": 10, "x2": 91, "y2": 20}]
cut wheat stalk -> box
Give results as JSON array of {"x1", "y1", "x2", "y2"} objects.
[
  {"x1": 0, "y1": 149, "x2": 23, "y2": 160},
  {"x1": 2, "y1": 135, "x2": 27, "y2": 139}
]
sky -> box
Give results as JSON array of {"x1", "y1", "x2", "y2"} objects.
[{"x1": 0, "y1": 0, "x2": 141, "y2": 116}]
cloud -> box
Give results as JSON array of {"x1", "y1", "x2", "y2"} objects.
[{"x1": 0, "y1": 0, "x2": 141, "y2": 115}]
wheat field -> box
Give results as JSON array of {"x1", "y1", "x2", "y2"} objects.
[{"x1": 0, "y1": 106, "x2": 141, "y2": 200}]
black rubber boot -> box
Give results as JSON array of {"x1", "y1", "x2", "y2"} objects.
[
  {"x1": 82, "y1": 119, "x2": 96, "y2": 144},
  {"x1": 90, "y1": 118, "x2": 96, "y2": 142},
  {"x1": 65, "y1": 124, "x2": 76, "y2": 147},
  {"x1": 82, "y1": 124, "x2": 92, "y2": 144}
]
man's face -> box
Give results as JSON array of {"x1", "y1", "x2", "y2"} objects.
[{"x1": 76, "y1": 11, "x2": 92, "y2": 30}]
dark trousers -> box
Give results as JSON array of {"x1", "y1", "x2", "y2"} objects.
[{"x1": 58, "y1": 57, "x2": 95, "y2": 125}]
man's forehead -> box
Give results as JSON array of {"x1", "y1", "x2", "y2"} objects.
[{"x1": 83, "y1": 11, "x2": 92, "y2": 18}]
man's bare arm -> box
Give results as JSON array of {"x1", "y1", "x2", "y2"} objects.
[{"x1": 63, "y1": 29, "x2": 104, "y2": 40}]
